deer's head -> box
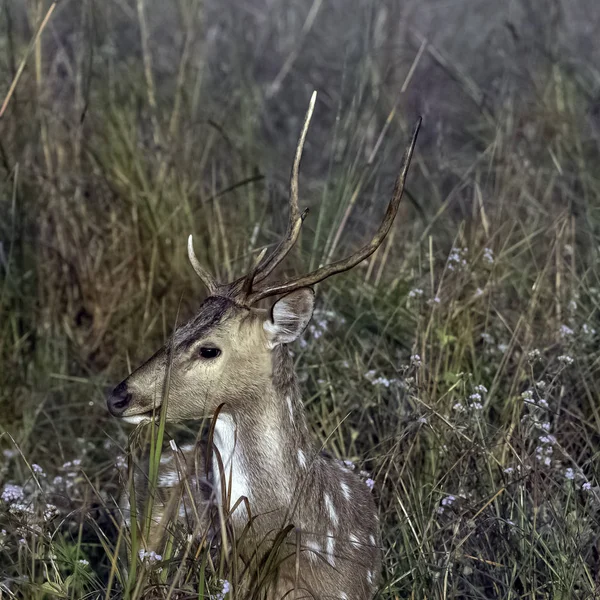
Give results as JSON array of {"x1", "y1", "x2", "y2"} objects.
[{"x1": 107, "y1": 94, "x2": 420, "y2": 424}]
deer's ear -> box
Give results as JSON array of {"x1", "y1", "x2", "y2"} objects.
[{"x1": 263, "y1": 288, "x2": 315, "y2": 346}]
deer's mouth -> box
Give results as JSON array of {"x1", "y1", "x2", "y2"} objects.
[{"x1": 121, "y1": 407, "x2": 161, "y2": 425}]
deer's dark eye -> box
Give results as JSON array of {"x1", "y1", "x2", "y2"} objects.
[{"x1": 198, "y1": 346, "x2": 221, "y2": 359}]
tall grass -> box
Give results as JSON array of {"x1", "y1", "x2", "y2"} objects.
[{"x1": 1, "y1": 0, "x2": 600, "y2": 598}]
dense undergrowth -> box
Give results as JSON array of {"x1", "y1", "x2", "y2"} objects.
[{"x1": 2, "y1": 0, "x2": 600, "y2": 598}]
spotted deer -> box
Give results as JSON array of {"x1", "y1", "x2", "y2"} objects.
[{"x1": 107, "y1": 94, "x2": 420, "y2": 599}]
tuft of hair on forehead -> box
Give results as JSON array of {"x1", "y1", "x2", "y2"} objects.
[{"x1": 173, "y1": 296, "x2": 242, "y2": 350}]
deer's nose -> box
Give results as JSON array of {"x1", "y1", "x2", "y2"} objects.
[{"x1": 107, "y1": 381, "x2": 132, "y2": 417}]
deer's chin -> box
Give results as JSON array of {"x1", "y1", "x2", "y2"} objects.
[{"x1": 120, "y1": 410, "x2": 159, "y2": 425}]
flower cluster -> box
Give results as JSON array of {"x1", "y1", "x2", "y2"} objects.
[{"x1": 447, "y1": 247, "x2": 468, "y2": 271}]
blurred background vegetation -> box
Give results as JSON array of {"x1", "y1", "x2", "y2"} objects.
[{"x1": 2, "y1": 0, "x2": 600, "y2": 598}]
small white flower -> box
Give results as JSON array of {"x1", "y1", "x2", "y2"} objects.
[
  {"x1": 365, "y1": 478, "x2": 375, "y2": 491},
  {"x1": 78, "y1": 559, "x2": 89, "y2": 567},
  {"x1": 474, "y1": 385, "x2": 488, "y2": 393},
  {"x1": 481, "y1": 332, "x2": 495, "y2": 344},
  {"x1": 9, "y1": 503, "x2": 33, "y2": 515},
  {"x1": 582, "y1": 482, "x2": 592, "y2": 491},
  {"x1": 528, "y1": 349, "x2": 541, "y2": 362},
  {"x1": 364, "y1": 370, "x2": 377, "y2": 382},
  {"x1": 441, "y1": 495, "x2": 456, "y2": 507},
  {"x1": 44, "y1": 504, "x2": 58, "y2": 521},
  {"x1": 452, "y1": 402, "x2": 465, "y2": 412},
  {"x1": 417, "y1": 416, "x2": 427, "y2": 425},
  {"x1": 428, "y1": 296, "x2": 441, "y2": 305},
  {"x1": 565, "y1": 468, "x2": 575, "y2": 480},
  {"x1": 408, "y1": 288, "x2": 424, "y2": 299},
  {"x1": 541, "y1": 422, "x2": 551, "y2": 431},
  {"x1": 504, "y1": 467, "x2": 514, "y2": 474},
  {"x1": 582, "y1": 323, "x2": 596, "y2": 336},
  {"x1": 483, "y1": 247, "x2": 494, "y2": 264},
  {"x1": 543, "y1": 456, "x2": 552, "y2": 466},
  {"x1": 558, "y1": 355, "x2": 574, "y2": 366},
  {"x1": 469, "y1": 393, "x2": 482, "y2": 402},
  {"x1": 410, "y1": 354, "x2": 422, "y2": 367},
  {"x1": 32, "y1": 464, "x2": 44, "y2": 475},
  {"x1": 470, "y1": 402, "x2": 483, "y2": 410},
  {"x1": 141, "y1": 550, "x2": 162, "y2": 563},
  {"x1": 559, "y1": 325, "x2": 574, "y2": 338},
  {"x1": 2, "y1": 484, "x2": 24, "y2": 503}
]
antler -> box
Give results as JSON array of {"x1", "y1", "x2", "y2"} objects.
[
  {"x1": 186, "y1": 94, "x2": 421, "y2": 307},
  {"x1": 188, "y1": 235, "x2": 218, "y2": 295},
  {"x1": 244, "y1": 117, "x2": 421, "y2": 305},
  {"x1": 187, "y1": 92, "x2": 317, "y2": 299},
  {"x1": 250, "y1": 90, "x2": 317, "y2": 285}
]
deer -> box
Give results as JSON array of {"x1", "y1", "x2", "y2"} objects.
[{"x1": 107, "y1": 92, "x2": 420, "y2": 599}]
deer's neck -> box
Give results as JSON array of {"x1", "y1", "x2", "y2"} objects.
[{"x1": 212, "y1": 346, "x2": 313, "y2": 527}]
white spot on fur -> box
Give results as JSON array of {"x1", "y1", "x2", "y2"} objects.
[
  {"x1": 297, "y1": 449, "x2": 307, "y2": 469},
  {"x1": 340, "y1": 482, "x2": 351, "y2": 500},
  {"x1": 213, "y1": 414, "x2": 250, "y2": 513},
  {"x1": 157, "y1": 471, "x2": 180, "y2": 487},
  {"x1": 286, "y1": 396, "x2": 295, "y2": 423},
  {"x1": 339, "y1": 594, "x2": 348, "y2": 600},
  {"x1": 326, "y1": 531, "x2": 336, "y2": 566},
  {"x1": 179, "y1": 444, "x2": 195, "y2": 453},
  {"x1": 306, "y1": 539, "x2": 321, "y2": 563},
  {"x1": 367, "y1": 570, "x2": 374, "y2": 584},
  {"x1": 369, "y1": 534, "x2": 376, "y2": 546},
  {"x1": 349, "y1": 533, "x2": 361, "y2": 549},
  {"x1": 324, "y1": 493, "x2": 338, "y2": 526}
]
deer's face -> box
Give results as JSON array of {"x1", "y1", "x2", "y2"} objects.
[{"x1": 107, "y1": 290, "x2": 314, "y2": 424}]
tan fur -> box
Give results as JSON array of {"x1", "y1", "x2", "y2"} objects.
[{"x1": 109, "y1": 293, "x2": 380, "y2": 599}]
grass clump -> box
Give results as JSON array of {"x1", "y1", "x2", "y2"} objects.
[{"x1": 2, "y1": 0, "x2": 600, "y2": 598}]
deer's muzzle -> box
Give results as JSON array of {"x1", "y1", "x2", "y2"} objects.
[{"x1": 107, "y1": 381, "x2": 132, "y2": 417}]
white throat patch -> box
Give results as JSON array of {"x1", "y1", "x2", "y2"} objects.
[{"x1": 212, "y1": 414, "x2": 251, "y2": 514}]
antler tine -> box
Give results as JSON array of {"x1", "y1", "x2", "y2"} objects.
[
  {"x1": 241, "y1": 246, "x2": 268, "y2": 295},
  {"x1": 252, "y1": 91, "x2": 317, "y2": 286},
  {"x1": 188, "y1": 234, "x2": 218, "y2": 294},
  {"x1": 247, "y1": 117, "x2": 421, "y2": 305}
]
